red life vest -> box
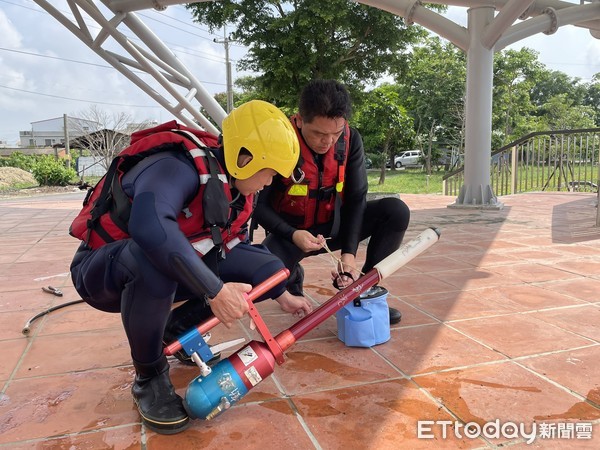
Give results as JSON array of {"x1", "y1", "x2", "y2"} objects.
[
  {"x1": 69, "y1": 120, "x2": 253, "y2": 256},
  {"x1": 271, "y1": 114, "x2": 349, "y2": 229}
]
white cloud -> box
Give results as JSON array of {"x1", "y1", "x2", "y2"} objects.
[
  {"x1": 506, "y1": 25, "x2": 600, "y2": 82},
  {"x1": 0, "y1": 9, "x2": 22, "y2": 48}
]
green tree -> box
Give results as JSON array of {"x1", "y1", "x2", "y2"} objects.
[
  {"x1": 399, "y1": 36, "x2": 466, "y2": 171},
  {"x1": 187, "y1": 0, "x2": 430, "y2": 108},
  {"x1": 540, "y1": 93, "x2": 596, "y2": 130},
  {"x1": 355, "y1": 84, "x2": 414, "y2": 185},
  {"x1": 530, "y1": 69, "x2": 587, "y2": 108},
  {"x1": 582, "y1": 74, "x2": 600, "y2": 126},
  {"x1": 492, "y1": 48, "x2": 543, "y2": 145}
]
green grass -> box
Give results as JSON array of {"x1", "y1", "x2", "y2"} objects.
[
  {"x1": 492, "y1": 163, "x2": 599, "y2": 195},
  {"x1": 367, "y1": 169, "x2": 445, "y2": 195},
  {"x1": 0, "y1": 181, "x2": 38, "y2": 191},
  {"x1": 80, "y1": 175, "x2": 103, "y2": 186},
  {"x1": 1, "y1": 170, "x2": 445, "y2": 195}
]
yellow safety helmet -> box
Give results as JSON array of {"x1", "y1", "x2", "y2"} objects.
[{"x1": 221, "y1": 100, "x2": 300, "y2": 180}]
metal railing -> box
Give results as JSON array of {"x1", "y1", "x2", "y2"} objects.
[{"x1": 443, "y1": 127, "x2": 600, "y2": 225}]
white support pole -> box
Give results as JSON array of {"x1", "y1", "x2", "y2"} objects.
[
  {"x1": 450, "y1": 6, "x2": 502, "y2": 209},
  {"x1": 64, "y1": 114, "x2": 71, "y2": 169}
]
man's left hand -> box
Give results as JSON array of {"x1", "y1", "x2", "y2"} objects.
[{"x1": 275, "y1": 292, "x2": 313, "y2": 318}]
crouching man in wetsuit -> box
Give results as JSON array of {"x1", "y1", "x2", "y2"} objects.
[
  {"x1": 69, "y1": 100, "x2": 312, "y2": 434},
  {"x1": 253, "y1": 80, "x2": 410, "y2": 323}
]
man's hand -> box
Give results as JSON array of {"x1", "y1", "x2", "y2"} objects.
[
  {"x1": 331, "y1": 253, "x2": 360, "y2": 289},
  {"x1": 208, "y1": 282, "x2": 252, "y2": 328},
  {"x1": 292, "y1": 230, "x2": 325, "y2": 253},
  {"x1": 275, "y1": 291, "x2": 313, "y2": 318}
]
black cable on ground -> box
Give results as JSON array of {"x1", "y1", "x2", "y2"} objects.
[{"x1": 22, "y1": 299, "x2": 85, "y2": 335}]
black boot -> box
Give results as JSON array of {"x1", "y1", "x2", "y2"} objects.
[
  {"x1": 287, "y1": 263, "x2": 305, "y2": 296},
  {"x1": 389, "y1": 307, "x2": 402, "y2": 325},
  {"x1": 163, "y1": 299, "x2": 221, "y2": 366},
  {"x1": 131, "y1": 355, "x2": 189, "y2": 434}
]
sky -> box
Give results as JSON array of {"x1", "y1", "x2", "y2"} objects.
[{"x1": 1, "y1": 1, "x2": 599, "y2": 146}]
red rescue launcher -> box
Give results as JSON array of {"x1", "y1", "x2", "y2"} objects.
[{"x1": 183, "y1": 227, "x2": 441, "y2": 420}]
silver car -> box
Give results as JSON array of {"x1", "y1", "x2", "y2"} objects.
[{"x1": 394, "y1": 150, "x2": 423, "y2": 168}]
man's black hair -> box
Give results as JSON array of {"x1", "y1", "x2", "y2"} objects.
[{"x1": 298, "y1": 79, "x2": 352, "y2": 123}]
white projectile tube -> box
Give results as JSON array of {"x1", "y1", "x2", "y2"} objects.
[{"x1": 374, "y1": 227, "x2": 441, "y2": 280}]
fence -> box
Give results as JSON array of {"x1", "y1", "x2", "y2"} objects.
[
  {"x1": 76, "y1": 156, "x2": 107, "y2": 177},
  {"x1": 443, "y1": 128, "x2": 600, "y2": 195},
  {"x1": 443, "y1": 127, "x2": 600, "y2": 225}
]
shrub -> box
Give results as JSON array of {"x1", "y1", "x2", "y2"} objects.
[
  {"x1": 31, "y1": 156, "x2": 77, "y2": 186},
  {"x1": 0, "y1": 152, "x2": 37, "y2": 171}
]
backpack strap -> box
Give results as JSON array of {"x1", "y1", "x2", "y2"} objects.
[
  {"x1": 85, "y1": 156, "x2": 123, "y2": 245},
  {"x1": 171, "y1": 129, "x2": 229, "y2": 255},
  {"x1": 330, "y1": 127, "x2": 348, "y2": 239}
]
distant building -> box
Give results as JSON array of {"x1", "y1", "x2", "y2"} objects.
[
  {"x1": 122, "y1": 120, "x2": 158, "y2": 134},
  {"x1": 19, "y1": 116, "x2": 100, "y2": 148},
  {"x1": 68, "y1": 129, "x2": 129, "y2": 150}
]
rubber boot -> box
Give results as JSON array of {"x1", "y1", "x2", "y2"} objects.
[
  {"x1": 131, "y1": 355, "x2": 190, "y2": 434},
  {"x1": 389, "y1": 307, "x2": 402, "y2": 325},
  {"x1": 163, "y1": 299, "x2": 220, "y2": 366},
  {"x1": 287, "y1": 263, "x2": 305, "y2": 297}
]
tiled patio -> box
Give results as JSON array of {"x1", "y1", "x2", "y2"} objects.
[{"x1": 1, "y1": 190, "x2": 599, "y2": 449}]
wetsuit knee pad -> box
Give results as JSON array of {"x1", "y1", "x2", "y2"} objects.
[{"x1": 379, "y1": 197, "x2": 410, "y2": 230}]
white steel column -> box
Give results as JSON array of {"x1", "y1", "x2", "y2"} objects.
[{"x1": 451, "y1": 6, "x2": 502, "y2": 209}]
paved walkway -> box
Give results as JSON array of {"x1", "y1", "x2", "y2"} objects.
[{"x1": 1, "y1": 191, "x2": 599, "y2": 449}]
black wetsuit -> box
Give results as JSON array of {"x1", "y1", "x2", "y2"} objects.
[{"x1": 70, "y1": 150, "x2": 286, "y2": 364}]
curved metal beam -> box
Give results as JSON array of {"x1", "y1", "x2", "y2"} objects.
[
  {"x1": 32, "y1": 0, "x2": 226, "y2": 133},
  {"x1": 481, "y1": 0, "x2": 536, "y2": 49},
  {"x1": 496, "y1": 3, "x2": 600, "y2": 50},
  {"x1": 426, "y1": 0, "x2": 600, "y2": 36},
  {"x1": 359, "y1": 0, "x2": 470, "y2": 50},
  {"x1": 106, "y1": 0, "x2": 212, "y2": 13}
]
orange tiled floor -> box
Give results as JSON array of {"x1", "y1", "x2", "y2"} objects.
[{"x1": 1, "y1": 191, "x2": 599, "y2": 449}]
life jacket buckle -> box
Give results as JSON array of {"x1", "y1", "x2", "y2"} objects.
[
  {"x1": 317, "y1": 186, "x2": 335, "y2": 201},
  {"x1": 210, "y1": 225, "x2": 225, "y2": 260}
]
